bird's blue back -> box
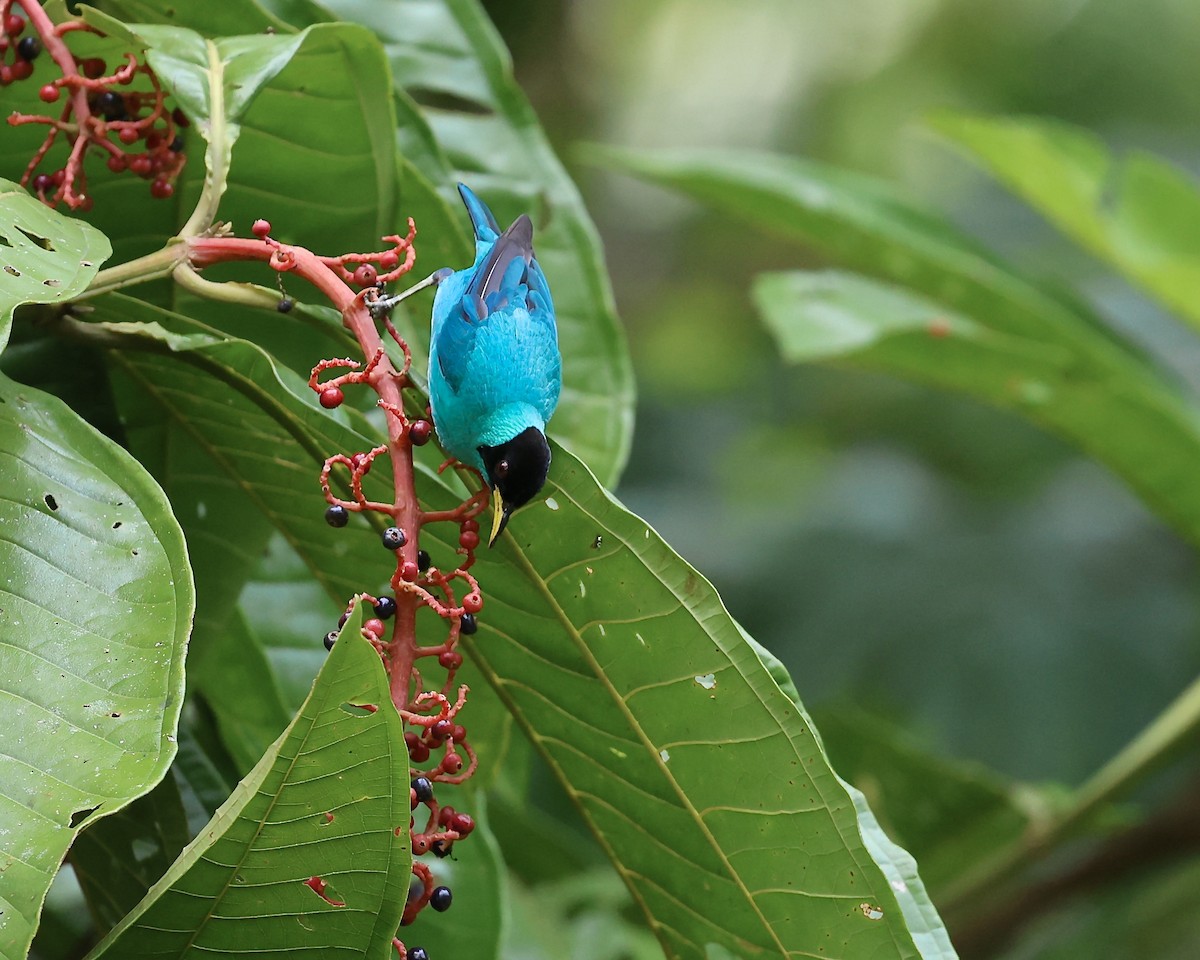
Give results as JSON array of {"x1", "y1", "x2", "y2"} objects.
[{"x1": 428, "y1": 185, "x2": 561, "y2": 473}]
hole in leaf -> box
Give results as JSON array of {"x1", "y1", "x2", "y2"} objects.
[
  {"x1": 17, "y1": 227, "x2": 53, "y2": 251},
  {"x1": 339, "y1": 702, "x2": 378, "y2": 717},
  {"x1": 407, "y1": 86, "x2": 494, "y2": 116},
  {"x1": 0, "y1": 232, "x2": 11, "y2": 247},
  {"x1": 43, "y1": 278, "x2": 62, "y2": 287},
  {"x1": 4, "y1": 265, "x2": 19, "y2": 276},
  {"x1": 44, "y1": 493, "x2": 58, "y2": 511},
  {"x1": 112, "y1": 521, "x2": 122, "y2": 529},
  {"x1": 69, "y1": 806, "x2": 98, "y2": 828},
  {"x1": 303, "y1": 876, "x2": 345, "y2": 907}
]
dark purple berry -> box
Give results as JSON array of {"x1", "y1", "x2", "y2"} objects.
[
  {"x1": 277, "y1": 296, "x2": 294, "y2": 313},
  {"x1": 94, "y1": 90, "x2": 126, "y2": 121},
  {"x1": 374, "y1": 595, "x2": 396, "y2": 620},
  {"x1": 417, "y1": 549, "x2": 431, "y2": 572},
  {"x1": 169, "y1": 134, "x2": 185, "y2": 152},
  {"x1": 459, "y1": 613, "x2": 477, "y2": 636},
  {"x1": 429, "y1": 886, "x2": 452, "y2": 912},
  {"x1": 323, "y1": 631, "x2": 338, "y2": 651},
  {"x1": 408, "y1": 949, "x2": 429, "y2": 960},
  {"x1": 381, "y1": 526, "x2": 406, "y2": 550},
  {"x1": 16, "y1": 36, "x2": 40, "y2": 60},
  {"x1": 324, "y1": 504, "x2": 349, "y2": 527},
  {"x1": 411, "y1": 777, "x2": 434, "y2": 802}
]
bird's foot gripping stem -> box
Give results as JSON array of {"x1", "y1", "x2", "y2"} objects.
[{"x1": 369, "y1": 267, "x2": 454, "y2": 319}]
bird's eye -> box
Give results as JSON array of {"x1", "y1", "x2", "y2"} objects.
[{"x1": 495, "y1": 459, "x2": 510, "y2": 479}]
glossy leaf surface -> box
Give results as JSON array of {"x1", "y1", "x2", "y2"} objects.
[
  {"x1": 85, "y1": 610, "x2": 412, "y2": 959},
  {"x1": 0, "y1": 375, "x2": 192, "y2": 960}
]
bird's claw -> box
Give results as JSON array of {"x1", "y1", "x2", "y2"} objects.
[{"x1": 368, "y1": 268, "x2": 454, "y2": 320}]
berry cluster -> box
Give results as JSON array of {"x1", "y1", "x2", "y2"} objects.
[
  {"x1": 300, "y1": 233, "x2": 493, "y2": 960},
  {"x1": 4, "y1": 0, "x2": 187, "y2": 208},
  {"x1": 0, "y1": 10, "x2": 40, "y2": 85}
]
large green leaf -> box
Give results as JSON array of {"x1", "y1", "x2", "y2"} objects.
[
  {"x1": 103, "y1": 0, "x2": 635, "y2": 487},
  {"x1": 0, "y1": 179, "x2": 111, "y2": 351},
  {"x1": 85, "y1": 606, "x2": 412, "y2": 959},
  {"x1": 754, "y1": 270, "x2": 1200, "y2": 547},
  {"x1": 932, "y1": 113, "x2": 1200, "y2": 333},
  {"x1": 0, "y1": 374, "x2": 192, "y2": 960},
  {"x1": 78, "y1": 295, "x2": 954, "y2": 959},
  {"x1": 589, "y1": 145, "x2": 1150, "y2": 362}
]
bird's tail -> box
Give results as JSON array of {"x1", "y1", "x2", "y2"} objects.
[{"x1": 458, "y1": 183, "x2": 501, "y2": 242}]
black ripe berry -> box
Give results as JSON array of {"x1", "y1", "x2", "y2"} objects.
[
  {"x1": 374, "y1": 595, "x2": 397, "y2": 620},
  {"x1": 324, "y1": 504, "x2": 349, "y2": 528},
  {"x1": 169, "y1": 134, "x2": 185, "y2": 152},
  {"x1": 381, "y1": 526, "x2": 407, "y2": 550},
  {"x1": 429, "y1": 886, "x2": 452, "y2": 912},
  {"x1": 411, "y1": 776, "x2": 434, "y2": 803},
  {"x1": 95, "y1": 91, "x2": 127, "y2": 121},
  {"x1": 277, "y1": 296, "x2": 295, "y2": 313},
  {"x1": 459, "y1": 613, "x2": 478, "y2": 636},
  {"x1": 416, "y1": 549, "x2": 431, "y2": 572},
  {"x1": 16, "y1": 36, "x2": 40, "y2": 60},
  {"x1": 408, "y1": 949, "x2": 429, "y2": 960},
  {"x1": 323, "y1": 631, "x2": 338, "y2": 651}
]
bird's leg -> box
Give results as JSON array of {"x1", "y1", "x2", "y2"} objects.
[{"x1": 368, "y1": 267, "x2": 454, "y2": 318}]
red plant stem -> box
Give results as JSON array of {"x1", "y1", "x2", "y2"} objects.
[
  {"x1": 188, "y1": 235, "x2": 423, "y2": 710},
  {"x1": 14, "y1": 1, "x2": 93, "y2": 168}
]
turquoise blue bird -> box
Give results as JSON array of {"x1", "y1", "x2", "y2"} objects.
[{"x1": 373, "y1": 184, "x2": 561, "y2": 545}]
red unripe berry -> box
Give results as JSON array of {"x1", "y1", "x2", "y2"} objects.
[
  {"x1": 400, "y1": 561, "x2": 419, "y2": 582},
  {"x1": 437, "y1": 805, "x2": 456, "y2": 827},
  {"x1": 38, "y1": 83, "x2": 58, "y2": 103},
  {"x1": 408, "y1": 419, "x2": 431, "y2": 445},
  {"x1": 459, "y1": 530, "x2": 480, "y2": 550},
  {"x1": 0, "y1": 66, "x2": 13, "y2": 86},
  {"x1": 150, "y1": 178, "x2": 174, "y2": 199},
  {"x1": 78, "y1": 195, "x2": 94, "y2": 212},
  {"x1": 129, "y1": 154, "x2": 153, "y2": 177},
  {"x1": 81, "y1": 58, "x2": 106, "y2": 79},
  {"x1": 363, "y1": 618, "x2": 385, "y2": 638},
  {"x1": 31, "y1": 173, "x2": 52, "y2": 194},
  {"x1": 450, "y1": 812, "x2": 475, "y2": 836},
  {"x1": 461, "y1": 519, "x2": 480, "y2": 534},
  {"x1": 10, "y1": 60, "x2": 32, "y2": 81},
  {"x1": 50, "y1": 168, "x2": 65, "y2": 186},
  {"x1": 145, "y1": 130, "x2": 163, "y2": 150},
  {"x1": 451, "y1": 724, "x2": 467, "y2": 743},
  {"x1": 106, "y1": 154, "x2": 127, "y2": 173},
  {"x1": 252, "y1": 218, "x2": 271, "y2": 238},
  {"x1": 319, "y1": 386, "x2": 344, "y2": 409},
  {"x1": 351, "y1": 452, "x2": 371, "y2": 474},
  {"x1": 442, "y1": 752, "x2": 463, "y2": 774},
  {"x1": 379, "y1": 250, "x2": 399, "y2": 270},
  {"x1": 353, "y1": 263, "x2": 378, "y2": 287},
  {"x1": 118, "y1": 126, "x2": 140, "y2": 144},
  {"x1": 438, "y1": 650, "x2": 463, "y2": 670},
  {"x1": 430, "y1": 719, "x2": 453, "y2": 741},
  {"x1": 5, "y1": 14, "x2": 24, "y2": 36},
  {"x1": 462, "y1": 592, "x2": 483, "y2": 614}
]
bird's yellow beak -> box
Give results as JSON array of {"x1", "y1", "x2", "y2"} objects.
[{"x1": 488, "y1": 486, "x2": 510, "y2": 547}]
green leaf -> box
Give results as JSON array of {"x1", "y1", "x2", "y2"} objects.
[
  {"x1": 0, "y1": 374, "x2": 192, "y2": 960},
  {"x1": 755, "y1": 269, "x2": 1200, "y2": 547},
  {"x1": 77, "y1": 296, "x2": 953, "y2": 957},
  {"x1": 814, "y1": 706, "x2": 1039, "y2": 897},
  {"x1": 932, "y1": 113, "x2": 1200, "y2": 332},
  {"x1": 588, "y1": 144, "x2": 1141, "y2": 357},
  {"x1": 116, "y1": 0, "x2": 635, "y2": 486},
  {"x1": 85, "y1": 606, "x2": 412, "y2": 959},
  {"x1": 69, "y1": 773, "x2": 190, "y2": 935},
  {"x1": 0, "y1": 179, "x2": 111, "y2": 351}
]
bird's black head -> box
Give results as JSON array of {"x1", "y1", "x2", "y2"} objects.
[{"x1": 478, "y1": 426, "x2": 551, "y2": 545}]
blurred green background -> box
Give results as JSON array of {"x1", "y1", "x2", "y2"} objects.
[{"x1": 482, "y1": 0, "x2": 1200, "y2": 787}]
